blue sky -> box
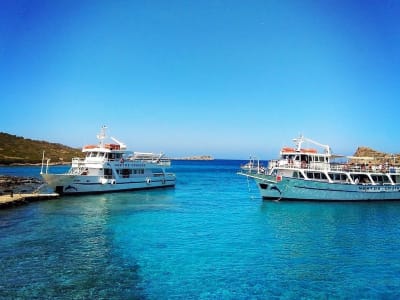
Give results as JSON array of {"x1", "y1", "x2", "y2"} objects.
[{"x1": 1, "y1": 0, "x2": 399, "y2": 159}]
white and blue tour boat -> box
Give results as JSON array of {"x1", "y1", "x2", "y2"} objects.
[
  {"x1": 41, "y1": 126, "x2": 176, "y2": 194},
  {"x1": 239, "y1": 135, "x2": 400, "y2": 201}
]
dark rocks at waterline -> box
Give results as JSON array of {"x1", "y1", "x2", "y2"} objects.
[{"x1": 0, "y1": 175, "x2": 44, "y2": 194}]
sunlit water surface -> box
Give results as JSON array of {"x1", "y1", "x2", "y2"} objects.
[{"x1": 1, "y1": 161, "x2": 400, "y2": 299}]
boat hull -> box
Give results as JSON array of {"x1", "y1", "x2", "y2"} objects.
[
  {"x1": 250, "y1": 174, "x2": 400, "y2": 201},
  {"x1": 41, "y1": 173, "x2": 176, "y2": 195}
]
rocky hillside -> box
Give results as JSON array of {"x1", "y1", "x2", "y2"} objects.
[
  {"x1": 0, "y1": 132, "x2": 83, "y2": 165},
  {"x1": 352, "y1": 146, "x2": 400, "y2": 165}
]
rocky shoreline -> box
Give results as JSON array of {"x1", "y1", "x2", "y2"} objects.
[{"x1": 0, "y1": 175, "x2": 44, "y2": 195}]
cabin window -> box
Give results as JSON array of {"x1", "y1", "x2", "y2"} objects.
[
  {"x1": 104, "y1": 168, "x2": 112, "y2": 176},
  {"x1": 371, "y1": 175, "x2": 386, "y2": 184},
  {"x1": 350, "y1": 174, "x2": 369, "y2": 184},
  {"x1": 259, "y1": 183, "x2": 268, "y2": 189},
  {"x1": 294, "y1": 171, "x2": 305, "y2": 179},
  {"x1": 301, "y1": 155, "x2": 309, "y2": 163},
  {"x1": 330, "y1": 173, "x2": 347, "y2": 182},
  {"x1": 306, "y1": 172, "x2": 327, "y2": 180},
  {"x1": 121, "y1": 169, "x2": 130, "y2": 178},
  {"x1": 383, "y1": 176, "x2": 390, "y2": 184}
]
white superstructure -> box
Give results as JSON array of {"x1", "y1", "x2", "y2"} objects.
[
  {"x1": 41, "y1": 126, "x2": 175, "y2": 194},
  {"x1": 239, "y1": 135, "x2": 400, "y2": 201}
]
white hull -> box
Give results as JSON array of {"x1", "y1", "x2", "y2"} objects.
[
  {"x1": 42, "y1": 173, "x2": 175, "y2": 195},
  {"x1": 252, "y1": 174, "x2": 400, "y2": 201},
  {"x1": 41, "y1": 126, "x2": 176, "y2": 195}
]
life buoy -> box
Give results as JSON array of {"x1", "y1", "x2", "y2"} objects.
[
  {"x1": 276, "y1": 175, "x2": 282, "y2": 182},
  {"x1": 146, "y1": 178, "x2": 151, "y2": 184}
]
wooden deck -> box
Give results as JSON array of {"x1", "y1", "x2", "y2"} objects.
[{"x1": 0, "y1": 193, "x2": 59, "y2": 208}]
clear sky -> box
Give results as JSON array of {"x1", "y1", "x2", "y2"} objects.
[{"x1": 1, "y1": 0, "x2": 399, "y2": 159}]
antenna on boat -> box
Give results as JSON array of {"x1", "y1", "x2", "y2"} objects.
[
  {"x1": 97, "y1": 125, "x2": 107, "y2": 147},
  {"x1": 293, "y1": 134, "x2": 331, "y2": 155},
  {"x1": 293, "y1": 134, "x2": 305, "y2": 151}
]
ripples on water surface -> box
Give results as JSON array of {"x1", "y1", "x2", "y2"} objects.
[{"x1": 1, "y1": 161, "x2": 400, "y2": 299}]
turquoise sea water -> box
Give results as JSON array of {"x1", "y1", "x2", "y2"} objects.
[{"x1": 1, "y1": 160, "x2": 400, "y2": 299}]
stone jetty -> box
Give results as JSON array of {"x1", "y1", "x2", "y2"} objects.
[
  {"x1": 0, "y1": 192, "x2": 59, "y2": 208},
  {"x1": 0, "y1": 175, "x2": 59, "y2": 209}
]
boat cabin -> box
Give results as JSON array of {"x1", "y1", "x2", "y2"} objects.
[{"x1": 279, "y1": 147, "x2": 330, "y2": 170}]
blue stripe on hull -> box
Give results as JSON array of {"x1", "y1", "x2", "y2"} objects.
[{"x1": 257, "y1": 177, "x2": 400, "y2": 201}]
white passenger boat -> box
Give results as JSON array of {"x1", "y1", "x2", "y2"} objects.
[
  {"x1": 41, "y1": 126, "x2": 176, "y2": 194},
  {"x1": 239, "y1": 135, "x2": 400, "y2": 201}
]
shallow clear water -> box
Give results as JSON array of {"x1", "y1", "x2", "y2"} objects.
[{"x1": 1, "y1": 160, "x2": 400, "y2": 299}]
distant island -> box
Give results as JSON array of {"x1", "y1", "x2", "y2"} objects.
[{"x1": 171, "y1": 155, "x2": 214, "y2": 161}]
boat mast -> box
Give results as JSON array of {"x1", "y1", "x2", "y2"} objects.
[
  {"x1": 40, "y1": 151, "x2": 45, "y2": 174},
  {"x1": 97, "y1": 125, "x2": 107, "y2": 147}
]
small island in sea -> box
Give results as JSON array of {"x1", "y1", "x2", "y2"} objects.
[{"x1": 171, "y1": 155, "x2": 214, "y2": 161}]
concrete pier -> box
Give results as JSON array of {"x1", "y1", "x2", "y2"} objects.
[{"x1": 0, "y1": 193, "x2": 59, "y2": 209}]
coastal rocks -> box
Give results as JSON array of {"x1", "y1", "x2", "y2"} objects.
[
  {"x1": 352, "y1": 147, "x2": 400, "y2": 165},
  {"x1": 0, "y1": 175, "x2": 43, "y2": 195}
]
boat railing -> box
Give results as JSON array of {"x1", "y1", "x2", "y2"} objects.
[
  {"x1": 267, "y1": 159, "x2": 400, "y2": 174},
  {"x1": 72, "y1": 157, "x2": 84, "y2": 163},
  {"x1": 126, "y1": 156, "x2": 171, "y2": 166},
  {"x1": 240, "y1": 159, "x2": 265, "y2": 174},
  {"x1": 268, "y1": 160, "x2": 400, "y2": 175},
  {"x1": 72, "y1": 158, "x2": 104, "y2": 167},
  {"x1": 268, "y1": 160, "x2": 329, "y2": 171},
  {"x1": 330, "y1": 164, "x2": 400, "y2": 174},
  {"x1": 153, "y1": 172, "x2": 166, "y2": 177}
]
